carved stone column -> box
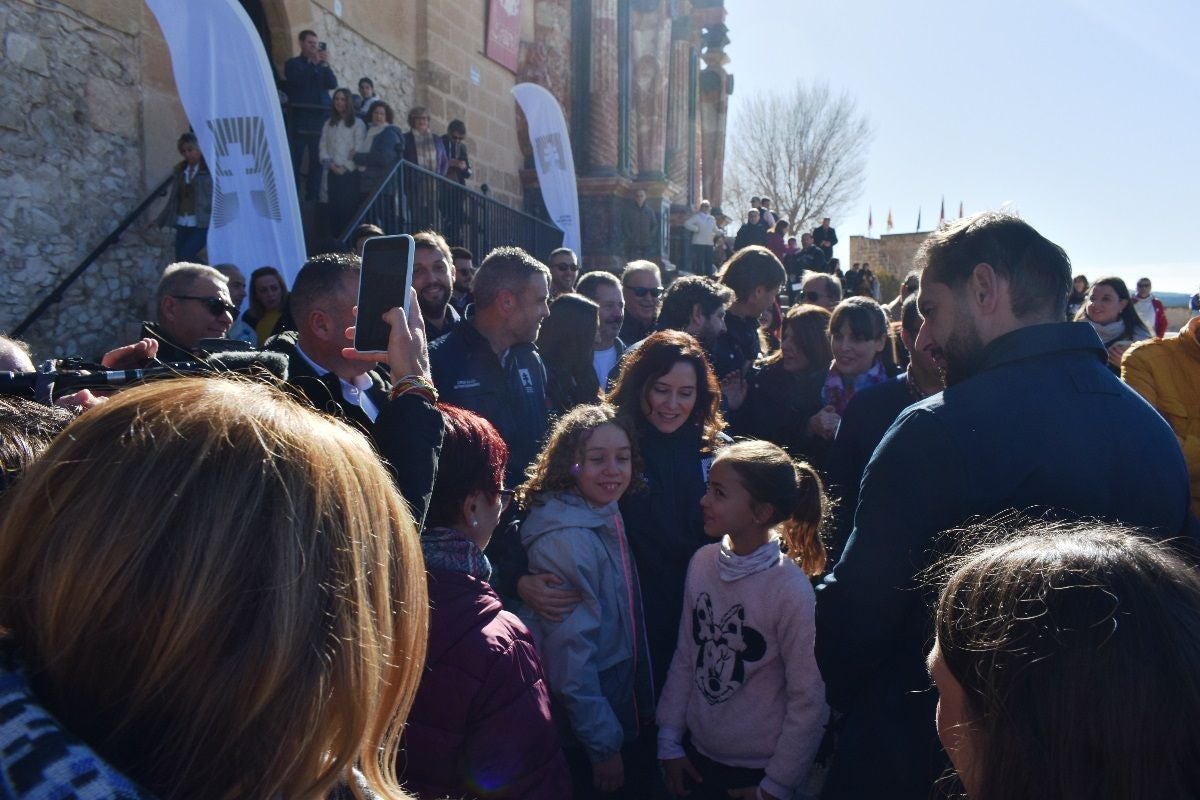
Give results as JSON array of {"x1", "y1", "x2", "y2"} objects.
[
  {"x1": 665, "y1": 11, "x2": 693, "y2": 190},
  {"x1": 631, "y1": 0, "x2": 670, "y2": 179},
  {"x1": 698, "y1": 19, "x2": 730, "y2": 212},
  {"x1": 588, "y1": 0, "x2": 620, "y2": 172}
]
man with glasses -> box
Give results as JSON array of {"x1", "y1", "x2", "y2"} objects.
[
  {"x1": 1130, "y1": 277, "x2": 1168, "y2": 338},
  {"x1": 547, "y1": 247, "x2": 579, "y2": 299},
  {"x1": 442, "y1": 119, "x2": 472, "y2": 185},
  {"x1": 798, "y1": 272, "x2": 842, "y2": 311},
  {"x1": 618, "y1": 260, "x2": 663, "y2": 344},
  {"x1": 146, "y1": 263, "x2": 235, "y2": 362}
]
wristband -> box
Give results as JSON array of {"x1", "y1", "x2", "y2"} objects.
[{"x1": 388, "y1": 374, "x2": 437, "y2": 403}]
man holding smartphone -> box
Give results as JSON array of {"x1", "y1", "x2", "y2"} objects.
[{"x1": 284, "y1": 29, "x2": 336, "y2": 202}]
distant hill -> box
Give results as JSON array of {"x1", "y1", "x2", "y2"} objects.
[{"x1": 1158, "y1": 292, "x2": 1193, "y2": 308}]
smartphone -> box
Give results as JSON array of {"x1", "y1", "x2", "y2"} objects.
[
  {"x1": 318, "y1": 41, "x2": 327, "y2": 51},
  {"x1": 356, "y1": 234, "x2": 414, "y2": 352}
]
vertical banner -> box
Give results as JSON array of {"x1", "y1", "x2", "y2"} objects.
[
  {"x1": 486, "y1": 0, "x2": 522, "y2": 72},
  {"x1": 512, "y1": 83, "x2": 581, "y2": 258},
  {"x1": 145, "y1": 0, "x2": 307, "y2": 286}
]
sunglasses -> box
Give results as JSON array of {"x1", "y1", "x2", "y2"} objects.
[
  {"x1": 173, "y1": 295, "x2": 238, "y2": 317},
  {"x1": 627, "y1": 286, "x2": 664, "y2": 299},
  {"x1": 551, "y1": 262, "x2": 579, "y2": 272}
]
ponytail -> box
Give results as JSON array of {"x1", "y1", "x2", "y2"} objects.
[{"x1": 716, "y1": 440, "x2": 830, "y2": 576}]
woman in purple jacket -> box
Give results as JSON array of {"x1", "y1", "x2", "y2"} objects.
[{"x1": 399, "y1": 404, "x2": 570, "y2": 799}]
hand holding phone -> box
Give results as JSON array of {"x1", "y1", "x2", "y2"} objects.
[{"x1": 355, "y1": 234, "x2": 415, "y2": 352}]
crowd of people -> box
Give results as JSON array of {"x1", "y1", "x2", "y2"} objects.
[{"x1": 1, "y1": 204, "x2": 1197, "y2": 800}]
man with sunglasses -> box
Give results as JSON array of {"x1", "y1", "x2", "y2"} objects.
[
  {"x1": 798, "y1": 273, "x2": 842, "y2": 311},
  {"x1": 547, "y1": 247, "x2": 579, "y2": 299},
  {"x1": 146, "y1": 263, "x2": 235, "y2": 362},
  {"x1": 618, "y1": 260, "x2": 663, "y2": 344}
]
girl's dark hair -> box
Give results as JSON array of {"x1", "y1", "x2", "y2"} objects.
[
  {"x1": 606, "y1": 330, "x2": 725, "y2": 452},
  {"x1": 763, "y1": 303, "x2": 832, "y2": 371},
  {"x1": 771, "y1": 219, "x2": 789, "y2": 235},
  {"x1": 536, "y1": 293, "x2": 601, "y2": 413},
  {"x1": 829, "y1": 296, "x2": 898, "y2": 376},
  {"x1": 713, "y1": 440, "x2": 828, "y2": 575},
  {"x1": 328, "y1": 87, "x2": 357, "y2": 127},
  {"x1": 371, "y1": 101, "x2": 395, "y2": 124},
  {"x1": 424, "y1": 404, "x2": 508, "y2": 529},
  {"x1": 935, "y1": 524, "x2": 1200, "y2": 799},
  {"x1": 517, "y1": 403, "x2": 644, "y2": 508},
  {"x1": 1075, "y1": 275, "x2": 1150, "y2": 338},
  {"x1": 718, "y1": 245, "x2": 785, "y2": 302}
]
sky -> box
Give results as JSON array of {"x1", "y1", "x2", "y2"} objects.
[{"x1": 723, "y1": 0, "x2": 1200, "y2": 294}]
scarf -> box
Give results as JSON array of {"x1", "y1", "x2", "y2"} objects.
[
  {"x1": 420, "y1": 526, "x2": 492, "y2": 582},
  {"x1": 717, "y1": 536, "x2": 783, "y2": 582},
  {"x1": 1087, "y1": 317, "x2": 1132, "y2": 346},
  {"x1": 821, "y1": 358, "x2": 889, "y2": 415},
  {"x1": 412, "y1": 130, "x2": 438, "y2": 171}
]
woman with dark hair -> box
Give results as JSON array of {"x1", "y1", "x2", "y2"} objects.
[
  {"x1": 354, "y1": 101, "x2": 404, "y2": 197},
  {"x1": 319, "y1": 87, "x2": 366, "y2": 236},
  {"x1": 728, "y1": 303, "x2": 834, "y2": 464},
  {"x1": 605, "y1": 330, "x2": 725, "y2": 696},
  {"x1": 243, "y1": 266, "x2": 289, "y2": 346},
  {"x1": 154, "y1": 132, "x2": 212, "y2": 262},
  {"x1": 1065, "y1": 273, "x2": 1088, "y2": 320},
  {"x1": 765, "y1": 219, "x2": 790, "y2": 263},
  {"x1": 400, "y1": 404, "x2": 569, "y2": 799},
  {"x1": 1075, "y1": 275, "x2": 1151, "y2": 373},
  {"x1": 537, "y1": 293, "x2": 601, "y2": 414},
  {"x1": 931, "y1": 524, "x2": 1200, "y2": 799}
]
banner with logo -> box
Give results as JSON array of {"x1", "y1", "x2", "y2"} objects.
[
  {"x1": 512, "y1": 83, "x2": 580, "y2": 258},
  {"x1": 146, "y1": 0, "x2": 307, "y2": 286},
  {"x1": 486, "y1": 0, "x2": 522, "y2": 72}
]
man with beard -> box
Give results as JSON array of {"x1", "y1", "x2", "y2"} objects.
[
  {"x1": 449, "y1": 246, "x2": 475, "y2": 315},
  {"x1": 815, "y1": 213, "x2": 1193, "y2": 800},
  {"x1": 411, "y1": 231, "x2": 459, "y2": 343},
  {"x1": 576, "y1": 270, "x2": 626, "y2": 389}
]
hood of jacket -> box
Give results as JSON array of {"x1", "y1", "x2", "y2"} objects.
[{"x1": 519, "y1": 490, "x2": 621, "y2": 550}]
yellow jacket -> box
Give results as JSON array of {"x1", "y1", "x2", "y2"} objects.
[{"x1": 1123, "y1": 315, "x2": 1200, "y2": 518}]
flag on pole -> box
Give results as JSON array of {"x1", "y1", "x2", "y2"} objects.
[
  {"x1": 886, "y1": 209, "x2": 893, "y2": 232},
  {"x1": 958, "y1": 200, "x2": 964, "y2": 219},
  {"x1": 145, "y1": 0, "x2": 306, "y2": 285},
  {"x1": 916, "y1": 208, "x2": 922, "y2": 232},
  {"x1": 868, "y1": 207, "x2": 873, "y2": 236},
  {"x1": 939, "y1": 196, "x2": 945, "y2": 226}
]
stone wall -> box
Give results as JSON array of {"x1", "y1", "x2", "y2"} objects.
[
  {"x1": 849, "y1": 231, "x2": 930, "y2": 280},
  {"x1": 309, "y1": 3, "x2": 416, "y2": 125},
  {"x1": 1, "y1": 0, "x2": 171, "y2": 358}
]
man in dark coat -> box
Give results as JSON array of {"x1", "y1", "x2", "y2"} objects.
[
  {"x1": 265, "y1": 252, "x2": 442, "y2": 527},
  {"x1": 816, "y1": 213, "x2": 1194, "y2": 800},
  {"x1": 283, "y1": 30, "x2": 337, "y2": 202},
  {"x1": 812, "y1": 216, "x2": 837, "y2": 261}
]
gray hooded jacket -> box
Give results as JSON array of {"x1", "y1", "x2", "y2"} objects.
[{"x1": 519, "y1": 491, "x2": 651, "y2": 762}]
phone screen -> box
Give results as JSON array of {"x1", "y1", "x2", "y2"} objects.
[{"x1": 355, "y1": 234, "x2": 414, "y2": 352}]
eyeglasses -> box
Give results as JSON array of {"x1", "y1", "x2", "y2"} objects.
[
  {"x1": 498, "y1": 488, "x2": 516, "y2": 509},
  {"x1": 627, "y1": 286, "x2": 664, "y2": 299},
  {"x1": 173, "y1": 295, "x2": 237, "y2": 317},
  {"x1": 551, "y1": 262, "x2": 578, "y2": 272}
]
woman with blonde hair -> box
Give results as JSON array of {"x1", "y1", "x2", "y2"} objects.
[{"x1": 0, "y1": 377, "x2": 427, "y2": 800}]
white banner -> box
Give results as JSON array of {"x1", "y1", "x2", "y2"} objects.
[
  {"x1": 512, "y1": 83, "x2": 581, "y2": 258},
  {"x1": 146, "y1": 0, "x2": 307, "y2": 286}
]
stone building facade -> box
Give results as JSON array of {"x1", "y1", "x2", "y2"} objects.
[
  {"x1": 519, "y1": 0, "x2": 732, "y2": 273},
  {"x1": 850, "y1": 231, "x2": 931, "y2": 280},
  {"x1": 1, "y1": 0, "x2": 730, "y2": 358}
]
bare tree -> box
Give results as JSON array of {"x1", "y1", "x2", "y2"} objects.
[{"x1": 724, "y1": 81, "x2": 871, "y2": 238}]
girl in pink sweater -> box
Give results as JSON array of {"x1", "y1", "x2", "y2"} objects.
[{"x1": 658, "y1": 440, "x2": 830, "y2": 800}]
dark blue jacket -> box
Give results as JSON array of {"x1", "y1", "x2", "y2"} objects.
[
  {"x1": 283, "y1": 56, "x2": 336, "y2": 133},
  {"x1": 815, "y1": 322, "x2": 1193, "y2": 800},
  {"x1": 825, "y1": 373, "x2": 921, "y2": 561},
  {"x1": 429, "y1": 321, "x2": 550, "y2": 488}
]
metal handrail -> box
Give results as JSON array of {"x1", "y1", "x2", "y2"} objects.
[{"x1": 12, "y1": 174, "x2": 174, "y2": 338}]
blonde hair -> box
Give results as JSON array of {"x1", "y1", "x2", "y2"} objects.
[{"x1": 0, "y1": 377, "x2": 427, "y2": 800}]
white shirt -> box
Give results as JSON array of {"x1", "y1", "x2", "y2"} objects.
[
  {"x1": 294, "y1": 342, "x2": 380, "y2": 422},
  {"x1": 1131, "y1": 295, "x2": 1158, "y2": 333},
  {"x1": 683, "y1": 211, "x2": 718, "y2": 246},
  {"x1": 593, "y1": 345, "x2": 619, "y2": 387}
]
